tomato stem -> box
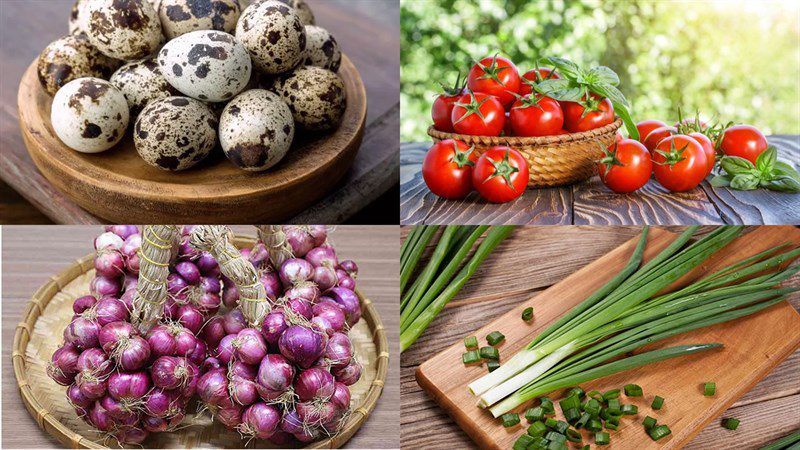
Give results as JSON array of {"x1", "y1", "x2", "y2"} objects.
[
  {"x1": 453, "y1": 90, "x2": 490, "y2": 125},
  {"x1": 483, "y1": 148, "x2": 520, "y2": 192}
]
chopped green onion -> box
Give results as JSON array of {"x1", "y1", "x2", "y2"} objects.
[
  {"x1": 501, "y1": 412, "x2": 520, "y2": 427},
  {"x1": 480, "y1": 346, "x2": 499, "y2": 360},
  {"x1": 586, "y1": 390, "x2": 602, "y2": 401},
  {"x1": 607, "y1": 399, "x2": 621, "y2": 415},
  {"x1": 487, "y1": 361, "x2": 500, "y2": 372},
  {"x1": 649, "y1": 424, "x2": 672, "y2": 441},
  {"x1": 546, "y1": 431, "x2": 566, "y2": 443},
  {"x1": 605, "y1": 421, "x2": 619, "y2": 431},
  {"x1": 464, "y1": 336, "x2": 478, "y2": 349},
  {"x1": 643, "y1": 416, "x2": 657, "y2": 430},
  {"x1": 584, "y1": 398, "x2": 601, "y2": 416},
  {"x1": 587, "y1": 419, "x2": 603, "y2": 432},
  {"x1": 651, "y1": 395, "x2": 664, "y2": 410},
  {"x1": 704, "y1": 382, "x2": 716, "y2": 396},
  {"x1": 568, "y1": 387, "x2": 586, "y2": 400},
  {"x1": 462, "y1": 350, "x2": 480, "y2": 364},
  {"x1": 525, "y1": 407, "x2": 544, "y2": 422},
  {"x1": 564, "y1": 407, "x2": 580, "y2": 424},
  {"x1": 595, "y1": 431, "x2": 610, "y2": 445},
  {"x1": 581, "y1": 446, "x2": 590, "y2": 450},
  {"x1": 624, "y1": 383, "x2": 643, "y2": 397},
  {"x1": 540, "y1": 397, "x2": 555, "y2": 414},
  {"x1": 605, "y1": 416, "x2": 620, "y2": 427},
  {"x1": 547, "y1": 440, "x2": 566, "y2": 450},
  {"x1": 621, "y1": 404, "x2": 638, "y2": 415},
  {"x1": 544, "y1": 417, "x2": 558, "y2": 428},
  {"x1": 559, "y1": 394, "x2": 581, "y2": 412},
  {"x1": 723, "y1": 418, "x2": 740, "y2": 430},
  {"x1": 565, "y1": 428, "x2": 583, "y2": 443},
  {"x1": 486, "y1": 331, "x2": 505, "y2": 346},
  {"x1": 512, "y1": 434, "x2": 534, "y2": 450},
  {"x1": 553, "y1": 420, "x2": 569, "y2": 434},
  {"x1": 528, "y1": 436, "x2": 549, "y2": 449},
  {"x1": 522, "y1": 307, "x2": 534, "y2": 321},
  {"x1": 576, "y1": 412, "x2": 591, "y2": 429},
  {"x1": 602, "y1": 389, "x2": 620, "y2": 401},
  {"x1": 527, "y1": 420, "x2": 547, "y2": 437}
]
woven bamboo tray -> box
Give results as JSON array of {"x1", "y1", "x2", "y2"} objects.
[
  {"x1": 427, "y1": 118, "x2": 622, "y2": 188},
  {"x1": 11, "y1": 235, "x2": 389, "y2": 449}
]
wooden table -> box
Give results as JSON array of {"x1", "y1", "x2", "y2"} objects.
[
  {"x1": 1, "y1": 225, "x2": 400, "y2": 449},
  {"x1": 400, "y1": 226, "x2": 800, "y2": 450},
  {"x1": 400, "y1": 137, "x2": 800, "y2": 225},
  {"x1": 0, "y1": 0, "x2": 399, "y2": 224}
]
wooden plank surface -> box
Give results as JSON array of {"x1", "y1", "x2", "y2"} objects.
[
  {"x1": 400, "y1": 226, "x2": 800, "y2": 450},
  {"x1": 0, "y1": 0, "x2": 399, "y2": 224},
  {"x1": 1, "y1": 225, "x2": 400, "y2": 449},
  {"x1": 400, "y1": 138, "x2": 800, "y2": 225}
]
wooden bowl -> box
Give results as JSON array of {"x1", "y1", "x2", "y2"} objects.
[
  {"x1": 17, "y1": 56, "x2": 367, "y2": 223},
  {"x1": 12, "y1": 234, "x2": 389, "y2": 449}
]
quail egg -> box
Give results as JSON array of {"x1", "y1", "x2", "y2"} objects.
[
  {"x1": 269, "y1": 66, "x2": 346, "y2": 132},
  {"x1": 83, "y1": 0, "x2": 163, "y2": 61},
  {"x1": 252, "y1": 0, "x2": 315, "y2": 25},
  {"x1": 51, "y1": 77, "x2": 130, "y2": 153},
  {"x1": 158, "y1": 30, "x2": 251, "y2": 102},
  {"x1": 38, "y1": 35, "x2": 121, "y2": 96},
  {"x1": 158, "y1": 0, "x2": 241, "y2": 39},
  {"x1": 303, "y1": 25, "x2": 341, "y2": 72},
  {"x1": 69, "y1": 0, "x2": 89, "y2": 36},
  {"x1": 110, "y1": 57, "x2": 179, "y2": 116},
  {"x1": 235, "y1": 0, "x2": 306, "y2": 74},
  {"x1": 219, "y1": 89, "x2": 294, "y2": 171},
  {"x1": 134, "y1": 96, "x2": 218, "y2": 170}
]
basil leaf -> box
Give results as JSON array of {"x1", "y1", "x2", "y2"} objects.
[
  {"x1": 591, "y1": 84, "x2": 630, "y2": 109},
  {"x1": 587, "y1": 66, "x2": 620, "y2": 86},
  {"x1": 710, "y1": 174, "x2": 732, "y2": 187},
  {"x1": 536, "y1": 80, "x2": 583, "y2": 102},
  {"x1": 773, "y1": 161, "x2": 800, "y2": 182},
  {"x1": 541, "y1": 56, "x2": 583, "y2": 80},
  {"x1": 609, "y1": 101, "x2": 639, "y2": 141},
  {"x1": 535, "y1": 78, "x2": 572, "y2": 95},
  {"x1": 755, "y1": 146, "x2": 777, "y2": 174},
  {"x1": 730, "y1": 174, "x2": 760, "y2": 190},
  {"x1": 720, "y1": 156, "x2": 756, "y2": 175},
  {"x1": 760, "y1": 176, "x2": 800, "y2": 193}
]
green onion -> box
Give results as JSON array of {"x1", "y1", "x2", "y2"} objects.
[
  {"x1": 544, "y1": 417, "x2": 558, "y2": 428},
  {"x1": 501, "y1": 412, "x2": 520, "y2": 427},
  {"x1": 540, "y1": 397, "x2": 555, "y2": 414},
  {"x1": 400, "y1": 226, "x2": 437, "y2": 295},
  {"x1": 567, "y1": 387, "x2": 586, "y2": 400},
  {"x1": 565, "y1": 428, "x2": 583, "y2": 443},
  {"x1": 607, "y1": 399, "x2": 621, "y2": 415},
  {"x1": 522, "y1": 307, "x2": 534, "y2": 321},
  {"x1": 464, "y1": 336, "x2": 478, "y2": 349},
  {"x1": 486, "y1": 331, "x2": 505, "y2": 346},
  {"x1": 621, "y1": 404, "x2": 638, "y2": 415},
  {"x1": 581, "y1": 446, "x2": 590, "y2": 450},
  {"x1": 704, "y1": 382, "x2": 716, "y2": 396},
  {"x1": 584, "y1": 398, "x2": 601, "y2": 416},
  {"x1": 624, "y1": 383, "x2": 643, "y2": 397},
  {"x1": 487, "y1": 361, "x2": 500, "y2": 372},
  {"x1": 559, "y1": 394, "x2": 580, "y2": 412},
  {"x1": 651, "y1": 395, "x2": 664, "y2": 410},
  {"x1": 480, "y1": 346, "x2": 499, "y2": 360},
  {"x1": 576, "y1": 412, "x2": 591, "y2": 429},
  {"x1": 595, "y1": 431, "x2": 610, "y2": 445},
  {"x1": 525, "y1": 407, "x2": 544, "y2": 422},
  {"x1": 605, "y1": 416, "x2": 620, "y2": 427},
  {"x1": 587, "y1": 390, "x2": 602, "y2": 400},
  {"x1": 512, "y1": 434, "x2": 534, "y2": 450},
  {"x1": 546, "y1": 431, "x2": 566, "y2": 443},
  {"x1": 528, "y1": 436, "x2": 549, "y2": 449},
  {"x1": 604, "y1": 421, "x2": 619, "y2": 431},
  {"x1": 602, "y1": 389, "x2": 620, "y2": 401},
  {"x1": 587, "y1": 419, "x2": 603, "y2": 432},
  {"x1": 643, "y1": 416, "x2": 657, "y2": 430},
  {"x1": 553, "y1": 420, "x2": 569, "y2": 434},
  {"x1": 462, "y1": 350, "x2": 480, "y2": 364},
  {"x1": 723, "y1": 418, "x2": 740, "y2": 430},
  {"x1": 649, "y1": 424, "x2": 672, "y2": 441},
  {"x1": 527, "y1": 420, "x2": 547, "y2": 437},
  {"x1": 564, "y1": 408, "x2": 580, "y2": 424},
  {"x1": 547, "y1": 440, "x2": 566, "y2": 450},
  {"x1": 758, "y1": 430, "x2": 800, "y2": 450}
]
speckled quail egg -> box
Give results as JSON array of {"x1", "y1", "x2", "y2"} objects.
[
  {"x1": 236, "y1": 0, "x2": 306, "y2": 74},
  {"x1": 219, "y1": 89, "x2": 294, "y2": 171},
  {"x1": 51, "y1": 77, "x2": 130, "y2": 153},
  {"x1": 269, "y1": 66, "x2": 346, "y2": 132},
  {"x1": 252, "y1": 0, "x2": 314, "y2": 25},
  {"x1": 134, "y1": 96, "x2": 218, "y2": 170},
  {"x1": 158, "y1": 30, "x2": 251, "y2": 102},
  {"x1": 303, "y1": 25, "x2": 341, "y2": 72},
  {"x1": 110, "y1": 57, "x2": 179, "y2": 116},
  {"x1": 158, "y1": 0, "x2": 241, "y2": 39},
  {"x1": 69, "y1": 0, "x2": 89, "y2": 36},
  {"x1": 38, "y1": 35, "x2": 122, "y2": 96},
  {"x1": 83, "y1": 0, "x2": 163, "y2": 61}
]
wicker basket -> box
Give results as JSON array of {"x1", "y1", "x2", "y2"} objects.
[
  {"x1": 11, "y1": 235, "x2": 389, "y2": 449},
  {"x1": 428, "y1": 118, "x2": 622, "y2": 188}
]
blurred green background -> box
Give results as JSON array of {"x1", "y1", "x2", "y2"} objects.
[{"x1": 400, "y1": 0, "x2": 800, "y2": 142}]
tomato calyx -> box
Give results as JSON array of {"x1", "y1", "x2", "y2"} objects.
[
  {"x1": 596, "y1": 141, "x2": 626, "y2": 179},
  {"x1": 475, "y1": 53, "x2": 512, "y2": 85},
  {"x1": 450, "y1": 143, "x2": 476, "y2": 168},
  {"x1": 577, "y1": 93, "x2": 604, "y2": 118},
  {"x1": 437, "y1": 72, "x2": 466, "y2": 97},
  {"x1": 510, "y1": 92, "x2": 547, "y2": 111},
  {"x1": 453, "y1": 90, "x2": 492, "y2": 125},
  {"x1": 521, "y1": 64, "x2": 558, "y2": 91},
  {"x1": 654, "y1": 138, "x2": 689, "y2": 167},
  {"x1": 481, "y1": 149, "x2": 520, "y2": 192}
]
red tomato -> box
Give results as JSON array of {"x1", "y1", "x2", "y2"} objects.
[
  {"x1": 519, "y1": 68, "x2": 560, "y2": 96},
  {"x1": 643, "y1": 126, "x2": 677, "y2": 152},
  {"x1": 502, "y1": 111, "x2": 513, "y2": 136},
  {"x1": 467, "y1": 55, "x2": 521, "y2": 108},
  {"x1": 431, "y1": 79, "x2": 465, "y2": 132},
  {"x1": 597, "y1": 139, "x2": 652, "y2": 193},
  {"x1": 635, "y1": 119, "x2": 668, "y2": 144},
  {"x1": 561, "y1": 96, "x2": 614, "y2": 133},
  {"x1": 719, "y1": 124, "x2": 767, "y2": 165},
  {"x1": 472, "y1": 146, "x2": 529, "y2": 203},
  {"x1": 614, "y1": 132, "x2": 624, "y2": 144},
  {"x1": 554, "y1": 129, "x2": 569, "y2": 135},
  {"x1": 508, "y1": 95, "x2": 564, "y2": 137},
  {"x1": 688, "y1": 132, "x2": 715, "y2": 176},
  {"x1": 451, "y1": 91, "x2": 505, "y2": 136},
  {"x1": 652, "y1": 135, "x2": 708, "y2": 192},
  {"x1": 422, "y1": 139, "x2": 478, "y2": 199}
]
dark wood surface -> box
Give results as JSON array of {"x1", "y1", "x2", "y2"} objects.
[
  {"x1": 401, "y1": 136, "x2": 800, "y2": 225},
  {"x1": 399, "y1": 226, "x2": 800, "y2": 450},
  {"x1": 1, "y1": 225, "x2": 400, "y2": 449},
  {"x1": 0, "y1": 0, "x2": 399, "y2": 224}
]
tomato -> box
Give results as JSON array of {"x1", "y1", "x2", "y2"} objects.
[
  {"x1": 597, "y1": 139, "x2": 652, "y2": 193},
  {"x1": 561, "y1": 96, "x2": 614, "y2": 133},
  {"x1": 431, "y1": 77, "x2": 465, "y2": 132},
  {"x1": 652, "y1": 135, "x2": 708, "y2": 192},
  {"x1": 719, "y1": 124, "x2": 767, "y2": 165},
  {"x1": 643, "y1": 126, "x2": 677, "y2": 152},
  {"x1": 635, "y1": 119, "x2": 668, "y2": 144},
  {"x1": 502, "y1": 111, "x2": 513, "y2": 136},
  {"x1": 688, "y1": 132, "x2": 715, "y2": 176},
  {"x1": 472, "y1": 146, "x2": 529, "y2": 203},
  {"x1": 467, "y1": 55, "x2": 520, "y2": 108},
  {"x1": 451, "y1": 91, "x2": 505, "y2": 136},
  {"x1": 519, "y1": 68, "x2": 559, "y2": 96},
  {"x1": 614, "y1": 132, "x2": 624, "y2": 144},
  {"x1": 422, "y1": 139, "x2": 478, "y2": 199},
  {"x1": 508, "y1": 95, "x2": 564, "y2": 137}
]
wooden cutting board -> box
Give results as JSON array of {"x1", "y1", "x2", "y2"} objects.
[{"x1": 416, "y1": 226, "x2": 800, "y2": 450}]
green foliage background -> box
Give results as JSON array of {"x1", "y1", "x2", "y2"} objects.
[{"x1": 400, "y1": 0, "x2": 800, "y2": 142}]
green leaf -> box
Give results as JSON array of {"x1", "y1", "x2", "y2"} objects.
[
  {"x1": 535, "y1": 78, "x2": 572, "y2": 95},
  {"x1": 606, "y1": 96, "x2": 638, "y2": 140},
  {"x1": 536, "y1": 79, "x2": 584, "y2": 102},
  {"x1": 760, "y1": 175, "x2": 800, "y2": 193},
  {"x1": 587, "y1": 66, "x2": 620, "y2": 86},
  {"x1": 773, "y1": 162, "x2": 800, "y2": 182},
  {"x1": 710, "y1": 174, "x2": 732, "y2": 187},
  {"x1": 755, "y1": 146, "x2": 777, "y2": 174},
  {"x1": 720, "y1": 156, "x2": 756, "y2": 175},
  {"x1": 730, "y1": 174, "x2": 760, "y2": 190},
  {"x1": 541, "y1": 56, "x2": 583, "y2": 80},
  {"x1": 592, "y1": 84, "x2": 630, "y2": 108}
]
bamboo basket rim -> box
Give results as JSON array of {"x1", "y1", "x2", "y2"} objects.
[
  {"x1": 427, "y1": 117, "x2": 622, "y2": 147},
  {"x1": 11, "y1": 234, "x2": 389, "y2": 449}
]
